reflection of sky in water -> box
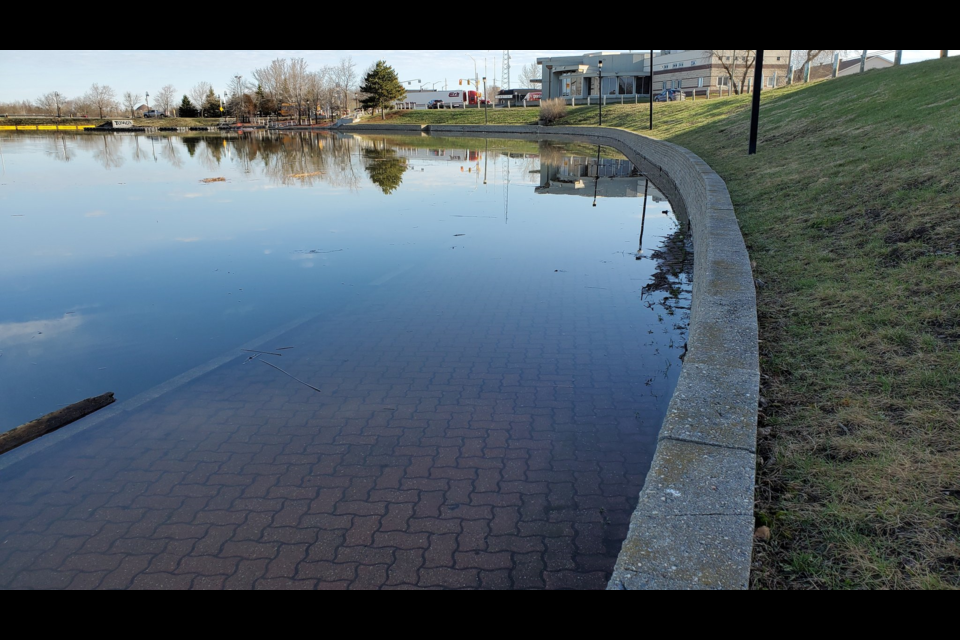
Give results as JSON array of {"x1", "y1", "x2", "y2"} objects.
[{"x1": 0, "y1": 132, "x2": 685, "y2": 433}]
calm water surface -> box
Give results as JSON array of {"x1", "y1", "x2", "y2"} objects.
[
  {"x1": 0, "y1": 131, "x2": 692, "y2": 589},
  {"x1": 1, "y1": 132, "x2": 688, "y2": 433}
]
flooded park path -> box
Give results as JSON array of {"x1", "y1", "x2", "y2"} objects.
[{"x1": 0, "y1": 132, "x2": 691, "y2": 589}]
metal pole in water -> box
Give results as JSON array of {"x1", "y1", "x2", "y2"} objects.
[
  {"x1": 593, "y1": 145, "x2": 602, "y2": 207},
  {"x1": 483, "y1": 139, "x2": 488, "y2": 186},
  {"x1": 638, "y1": 178, "x2": 649, "y2": 259}
]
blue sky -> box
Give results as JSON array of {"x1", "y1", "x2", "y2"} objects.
[{"x1": 0, "y1": 50, "x2": 952, "y2": 102}]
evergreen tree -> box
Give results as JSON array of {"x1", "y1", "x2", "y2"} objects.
[
  {"x1": 360, "y1": 61, "x2": 406, "y2": 120},
  {"x1": 256, "y1": 84, "x2": 266, "y2": 115},
  {"x1": 202, "y1": 88, "x2": 221, "y2": 118},
  {"x1": 179, "y1": 95, "x2": 199, "y2": 118}
]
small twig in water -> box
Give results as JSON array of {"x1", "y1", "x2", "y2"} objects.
[
  {"x1": 242, "y1": 349, "x2": 282, "y2": 357},
  {"x1": 260, "y1": 360, "x2": 323, "y2": 394}
]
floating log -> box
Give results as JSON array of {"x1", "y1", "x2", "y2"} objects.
[{"x1": 0, "y1": 393, "x2": 116, "y2": 456}]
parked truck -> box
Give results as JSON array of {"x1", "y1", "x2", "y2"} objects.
[{"x1": 396, "y1": 90, "x2": 484, "y2": 110}]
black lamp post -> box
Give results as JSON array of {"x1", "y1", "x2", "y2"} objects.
[
  {"x1": 749, "y1": 50, "x2": 765, "y2": 155},
  {"x1": 598, "y1": 60, "x2": 603, "y2": 126}
]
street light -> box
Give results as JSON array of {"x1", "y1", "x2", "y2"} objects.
[
  {"x1": 483, "y1": 77, "x2": 488, "y2": 125},
  {"x1": 467, "y1": 55, "x2": 480, "y2": 103},
  {"x1": 598, "y1": 60, "x2": 603, "y2": 126}
]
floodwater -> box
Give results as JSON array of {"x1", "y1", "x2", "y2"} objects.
[{"x1": 0, "y1": 131, "x2": 693, "y2": 590}]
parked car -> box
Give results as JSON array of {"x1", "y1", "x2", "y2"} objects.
[
  {"x1": 143, "y1": 110, "x2": 166, "y2": 118},
  {"x1": 427, "y1": 100, "x2": 444, "y2": 110},
  {"x1": 654, "y1": 89, "x2": 686, "y2": 103}
]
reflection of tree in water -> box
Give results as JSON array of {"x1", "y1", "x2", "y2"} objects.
[
  {"x1": 643, "y1": 222, "x2": 694, "y2": 343},
  {"x1": 43, "y1": 134, "x2": 75, "y2": 163},
  {"x1": 183, "y1": 137, "x2": 201, "y2": 158},
  {"x1": 160, "y1": 138, "x2": 184, "y2": 169},
  {"x1": 184, "y1": 133, "x2": 365, "y2": 190},
  {"x1": 363, "y1": 147, "x2": 408, "y2": 195},
  {"x1": 92, "y1": 135, "x2": 125, "y2": 170}
]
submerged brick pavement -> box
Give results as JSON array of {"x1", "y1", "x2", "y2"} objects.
[{"x1": 0, "y1": 239, "x2": 688, "y2": 590}]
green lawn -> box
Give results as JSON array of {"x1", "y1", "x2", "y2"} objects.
[
  {"x1": 390, "y1": 59, "x2": 960, "y2": 590},
  {"x1": 365, "y1": 107, "x2": 541, "y2": 126}
]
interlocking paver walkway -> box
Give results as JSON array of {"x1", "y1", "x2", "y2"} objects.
[{"x1": 0, "y1": 250, "x2": 685, "y2": 590}]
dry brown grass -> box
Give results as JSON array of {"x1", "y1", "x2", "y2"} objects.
[{"x1": 539, "y1": 98, "x2": 568, "y2": 124}]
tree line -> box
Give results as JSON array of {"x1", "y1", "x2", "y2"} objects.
[{"x1": 0, "y1": 56, "x2": 363, "y2": 122}]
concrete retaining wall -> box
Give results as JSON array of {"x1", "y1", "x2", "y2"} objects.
[{"x1": 346, "y1": 123, "x2": 760, "y2": 590}]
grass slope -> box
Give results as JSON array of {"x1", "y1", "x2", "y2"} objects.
[
  {"x1": 659, "y1": 61, "x2": 960, "y2": 591},
  {"x1": 388, "y1": 59, "x2": 960, "y2": 589}
]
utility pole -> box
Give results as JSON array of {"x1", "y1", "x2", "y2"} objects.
[
  {"x1": 832, "y1": 52, "x2": 841, "y2": 78},
  {"x1": 749, "y1": 50, "x2": 764, "y2": 156},
  {"x1": 860, "y1": 50, "x2": 868, "y2": 74},
  {"x1": 895, "y1": 50, "x2": 903, "y2": 66},
  {"x1": 942, "y1": 50, "x2": 950, "y2": 58},
  {"x1": 502, "y1": 50, "x2": 511, "y2": 93}
]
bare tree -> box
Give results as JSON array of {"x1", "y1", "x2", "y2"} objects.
[
  {"x1": 704, "y1": 51, "x2": 759, "y2": 95},
  {"x1": 253, "y1": 58, "x2": 290, "y2": 115},
  {"x1": 36, "y1": 91, "x2": 67, "y2": 118},
  {"x1": 156, "y1": 85, "x2": 177, "y2": 116},
  {"x1": 517, "y1": 63, "x2": 539, "y2": 88},
  {"x1": 792, "y1": 50, "x2": 855, "y2": 82},
  {"x1": 85, "y1": 84, "x2": 117, "y2": 119},
  {"x1": 228, "y1": 73, "x2": 256, "y2": 122},
  {"x1": 332, "y1": 57, "x2": 357, "y2": 115},
  {"x1": 122, "y1": 91, "x2": 142, "y2": 118},
  {"x1": 190, "y1": 82, "x2": 214, "y2": 117},
  {"x1": 307, "y1": 69, "x2": 332, "y2": 123},
  {"x1": 288, "y1": 58, "x2": 310, "y2": 124}
]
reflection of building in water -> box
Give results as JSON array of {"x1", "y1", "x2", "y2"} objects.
[
  {"x1": 536, "y1": 153, "x2": 667, "y2": 201},
  {"x1": 389, "y1": 147, "x2": 482, "y2": 164}
]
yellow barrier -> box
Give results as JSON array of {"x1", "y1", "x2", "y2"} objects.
[{"x1": 0, "y1": 125, "x2": 92, "y2": 131}]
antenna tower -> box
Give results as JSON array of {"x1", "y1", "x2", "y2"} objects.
[{"x1": 502, "y1": 50, "x2": 511, "y2": 90}]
